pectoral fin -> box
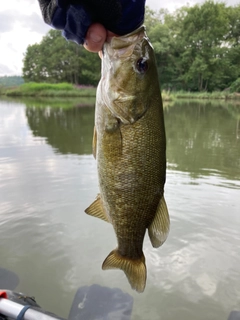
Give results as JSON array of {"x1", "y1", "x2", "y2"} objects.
[
  {"x1": 92, "y1": 126, "x2": 97, "y2": 159},
  {"x1": 148, "y1": 196, "x2": 170, "y2": 248},
  {"x1": 85, "y1": 194, "x2": 109, "y2": 223}
]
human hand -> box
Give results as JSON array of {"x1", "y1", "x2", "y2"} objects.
[
  {"x1": 83, "y1": 23, "x2": 116, "y2": 53},
  {"x1": 38, "y1": 0, "x2": 146, "y2": 52}
]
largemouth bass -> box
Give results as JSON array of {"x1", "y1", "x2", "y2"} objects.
[{"x1": 85, "y1": 25, "x2": 170, "y2": 293}]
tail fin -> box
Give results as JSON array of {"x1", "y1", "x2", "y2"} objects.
[{"x1": 102, "y1": 249, "x2": 146, "y2": 293}]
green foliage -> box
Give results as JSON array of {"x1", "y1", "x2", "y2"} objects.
[
  {"x1": 22, "y1": 2, "x2": 240, "y2": 91},
  {"x1": 0, "y1": 76, "x2": 24, "y2": 87},
  {"x1": 21, "y1": 82, "x2": 73, "y2": 91},
  {"x1": 229, "y1": 78, "x2": 240, "y2": 92},
  {"x1": 171, "y1": 91, "x2": 236, "y2": 99},
  {"x1": 23, "y1": 30, "x2": 100, "y2": 85},
  {"x1": 5, "y1": 82, "x2": 96, "y2": 97},
  {"x1": 161, "y1": 90, "x2": 175, "y2": 101},
  {"x1": 144, "y1": 1, "x2": 240, "y2": 92}
]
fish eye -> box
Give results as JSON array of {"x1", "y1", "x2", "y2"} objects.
[{"x1": 136, "y1": 58, "x2": 148, "y2": 74}]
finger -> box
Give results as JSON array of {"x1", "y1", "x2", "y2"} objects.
[{"x1": 84, "y1": 23, "x2": 107, "y2": 52}]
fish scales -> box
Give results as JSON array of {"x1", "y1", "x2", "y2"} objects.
[{"x1": 85, "y1": 25, "x2": 170, "y2": 293}]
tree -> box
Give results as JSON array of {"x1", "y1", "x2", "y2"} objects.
[
  {"x1": 145, "y1": 2, "x2": 240, "y2": 91},
  {"x1": 23, "y1": 30, "x2": 100, "y2": 85},
  {"x1": 144, "y1": 8, "x2": 182, "y2": 89},
  {"x1": 0, "y1": 76, "x2": 24, "y2": 87},
  {"x1": 178, "y1": 1, "x2": 229, "y2": 91},
  {"x1": 23, "y1": 3, "x2": 240, "y2": 91}
]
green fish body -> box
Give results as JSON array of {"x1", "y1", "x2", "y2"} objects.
[{"x1": 85, "y1": 26, "x2": 170, "y2": 293}]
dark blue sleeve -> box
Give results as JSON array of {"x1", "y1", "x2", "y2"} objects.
[
  {"x1": 51, "y1": 3, "x2": 92, "y2": 45},
  {"x1": 38, "y1": 0, "x2": 146, "y2": 45},
  {"x1": 111, "y1": 0, "x2": 146, "y2": 35}
]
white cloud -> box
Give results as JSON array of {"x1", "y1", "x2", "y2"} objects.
[
  {"x1": 147, "y1": 0, "x2": 239, "y2": 12},
  {"x1": 0, "y1": 1, "x2": 51, "y2": 76}
]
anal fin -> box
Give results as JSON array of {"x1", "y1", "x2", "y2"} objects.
[
  {"x1": 148, "y1": 195, "x2": 170, "y2": 248},
  {"x1": 85, "y1": 194, "x2": 109, "y2": 223}
]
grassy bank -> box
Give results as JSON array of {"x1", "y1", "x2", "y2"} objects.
[
  {"x1": 1, "y1": 82, "x2": 96, "y2": 97},
  {"x1": 168, "y1": 90, "x2": 240, "y2": 100},
  {"x1": 1, "y1": 82, "x2": 240, "y2": 101}
]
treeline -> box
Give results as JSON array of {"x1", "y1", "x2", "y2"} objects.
[
  {"x1": 23, "y1": 30, "x2": 101, "y2": 86},
  {"x1": 144, "y1": 2, "x2": 240, "y2": 92},
  {"x1": 23, "y1": 1, "x2": 240, "y2": 91},
  {"x1": 0, "y1": 76, "x2": 24, "y2": 87}
]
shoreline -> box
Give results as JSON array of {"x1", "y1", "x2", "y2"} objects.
[
  {"x1": 0, "y1": 82, "x2": 96, "y2": 98},
  {"x1": 1, "y1": 83, "x2": 240, "y2": 102},
  {"x1": 161, "y1": 91, "x2": 240, "y2": 102}
]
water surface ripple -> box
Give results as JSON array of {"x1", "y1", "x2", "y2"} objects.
[{"x1": 0, "y1": 98, "x2": 239, "y2": 320}]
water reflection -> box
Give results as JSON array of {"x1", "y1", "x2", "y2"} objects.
[
  {"x1": 25, "y1": 100, "x2": 240, "y2": 183},
  {"x1": 164, "y1": 101, "x2": 240, "y2": 181},
  {"x1": 1, "y1": 98, "x2": 240, "y2": 320},
  {"x1": 26, "y1": 106, "x2": 95, "y2": 155}
]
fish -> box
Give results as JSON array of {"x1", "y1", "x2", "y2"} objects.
[{"x1": 85, "y1": 25, "x2": 170, "y2": 293}]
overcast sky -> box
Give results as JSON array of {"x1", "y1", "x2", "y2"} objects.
[{"x1": 0, "y1": 0, "x2": 239, "y2": 77}]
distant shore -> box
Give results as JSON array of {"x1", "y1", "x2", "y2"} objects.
[
  {"x1": 161, "y1": 90, "x2": 240, "y2": 101},
  {"x1": 0, "y1": 82, "x2": 96, "y2": 98},
  {"x1": 1, "y1": 82, "x2": 240, "y2": 102}
]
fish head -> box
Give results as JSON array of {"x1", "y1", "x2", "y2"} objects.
[{"x1": 101, "y1": 26, "x2": 159, "y2": 124}]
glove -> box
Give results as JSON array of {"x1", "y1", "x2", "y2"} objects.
[{"x1": 38, "y1": 0, "x2": 145, "y2": 45}]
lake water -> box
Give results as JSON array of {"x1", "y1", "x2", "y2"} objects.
[{"x1": 0, "y1": 97, "x2": 240, "y2": 320}]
